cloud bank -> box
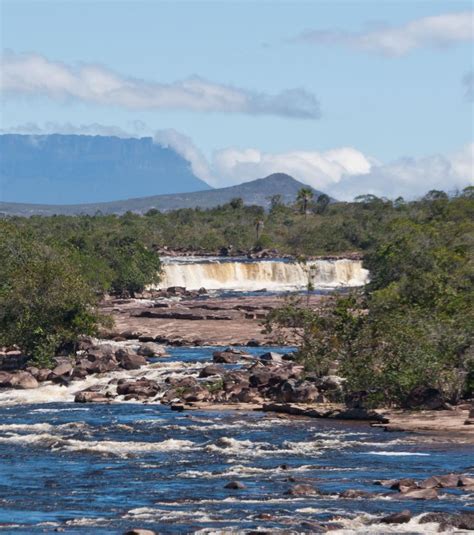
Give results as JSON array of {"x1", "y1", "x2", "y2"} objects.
[
  {"x1": 153, "y1": 128, "x2": 472, "y2": 199},
  {"x1": 0, "y1": 50, "x2": 320, "y2": 119},
  {"x1": 296, "y1": 11, "x2": 474, "y2": 56}
]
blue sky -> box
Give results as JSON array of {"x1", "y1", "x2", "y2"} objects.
[{"x1": 1, "y1": 0, "x2": 473, "y2": 199}]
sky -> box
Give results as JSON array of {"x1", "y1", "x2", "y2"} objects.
[{"x1": 1, "y1": 0, "x2": 473, "y2": 200}]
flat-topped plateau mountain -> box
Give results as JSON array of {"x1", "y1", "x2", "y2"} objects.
[{"x1": 0, "y1": 133, "x2": 211, "y2": 204}]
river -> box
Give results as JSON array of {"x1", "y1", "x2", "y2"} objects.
[{"x1": 0, "y1": 347, "x2": 472, "y2": 534}]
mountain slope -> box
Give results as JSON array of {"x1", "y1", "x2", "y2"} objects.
[
  {"x1": 0, "y1": 134, "x2": 211, "y2": 204},
  {"x1": 0, "y1": 173, "x2": 329, "y2": 216}
]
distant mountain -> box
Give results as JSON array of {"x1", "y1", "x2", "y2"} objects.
[
  {"x1": 0, "y1": 134, "x2": 211, "y2": 204},
  {"x1": 0, "y1": 173, "x2": 329, "y2": 216}
]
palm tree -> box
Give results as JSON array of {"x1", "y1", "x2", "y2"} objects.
[{"x1": 296, "y1": 188, "x2": 314, "y2": 215}]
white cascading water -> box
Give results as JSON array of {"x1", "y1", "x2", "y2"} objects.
[{"x1": 154, "y1": 258, "x2": 369, "y2": 291}]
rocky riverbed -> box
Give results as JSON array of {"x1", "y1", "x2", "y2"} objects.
[{"x1": 99, "y1": 293, "x2": 326, "y2": 346}]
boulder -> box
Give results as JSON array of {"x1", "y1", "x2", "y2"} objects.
[
  {"x1": 0, "y1": 352, "x2": 29, "y2": 371},
  {"x1": 213, "y1": 351, "x2": 241, "y2": 364},
  {"x1": 419, "y1": 473, "x2": 460, "y2": 489},
  {"x1": 118, "y1": 353, "x2": 147, "y2": 370},
  {"x1": 0, "y1": 371, "x2": 12, "y2": 387},
  {"x1": 419, "y1": 512, "x2": 474, "y2": 531},
  {"x1": 224, "y1": 480, "x2": 246, "y2": 490},
  {"x1": 9, "y1": 371, "x2": 38, "y2": 389},
  {"x1": 51, "y1": 362, "x2": 73, "y2": 377},
  {"x1": 390, "y1": 478, "x2": 417, "y2": 491},
  {"x1": 285, "y1": 484, "x2": 317, "y2": 496},
  {"x1": 181, "y1": 386, "x2": 209, "y2": 402},
  {"x1": 165, "y1": 376, "x2": 198, "y2": 389},
  {"x1": 259, "y1": 351, "x2": 284, "y2": 363},
  {"x1": 116, "y1": 379, "x2": 160, "y2": 398},
  {"x1": 199, "y1": 364, "x2": 224, "y2": 378},
  {"x1": 74, "y1": 391, "x2": 110, "y2": 403},
  {"x1": 340, "y1": 489, "x2": 372, "y2": 499},
  {"x1": 400, "y1": 488, "x2": 438, "y2": 500},
  {"x1": 137, "y1": 342, "x2": 167, "y2": 357},
  {"x1": 459, "y1": 475, "x2": 474, "y2": 487},
  {"x1": 380, "y1": 510, "x2": 412, "y2": 524}
]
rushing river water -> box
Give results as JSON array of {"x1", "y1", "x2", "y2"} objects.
[{"x1": 0, "y1": 347, "x2": 473, "y2": 534}]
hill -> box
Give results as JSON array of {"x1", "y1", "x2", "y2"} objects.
[
  {"x1": 0, "y1": 134, "x2": 211, "y2": 204},
  {"x1": 0, "y1": 173, "x2": 328, "y2": 216}
]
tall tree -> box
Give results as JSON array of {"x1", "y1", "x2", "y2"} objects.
[{"x1": 296, "y1": 188, "x2": 314, "y2": 215}]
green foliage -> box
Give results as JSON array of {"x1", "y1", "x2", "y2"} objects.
[
  {"x1": 0, "y1": 223, "x2": 108, "y2": 365},
  {"x1": 265, "y1": 191, "x2": 474, "y2": 407}
]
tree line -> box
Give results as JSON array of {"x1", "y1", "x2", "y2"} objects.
[{"x1": 1, "y1": 186, "x2": 472, "y2": 397}]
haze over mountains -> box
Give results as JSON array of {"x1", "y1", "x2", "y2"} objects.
[{"x1": 0, "y1": 134, "x2": 327, "y2": 216}]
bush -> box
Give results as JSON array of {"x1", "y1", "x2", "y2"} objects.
[{"x1": 0, "y1": 224, "x2": 107, "y2": 366}]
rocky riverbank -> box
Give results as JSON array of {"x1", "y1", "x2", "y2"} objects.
[
  {"x1": 98, "y1": 294, "x2": 327, "y2": 346},
  {"x1": 1, "y1": 337, "x2": 473, "y2": 443}
]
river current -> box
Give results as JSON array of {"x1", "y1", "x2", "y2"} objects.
[{"x1": 0, "y1": 347, "x2": 473, "y2": 534}]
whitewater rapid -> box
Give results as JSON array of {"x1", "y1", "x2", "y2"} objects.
[{"x1": 155, "y1": 257, "x2": 369, "y2": 291}]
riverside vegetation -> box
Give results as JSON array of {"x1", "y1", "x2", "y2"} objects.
[{"x1": 1, "y1": 187, "x2": 473, "y2": 408}]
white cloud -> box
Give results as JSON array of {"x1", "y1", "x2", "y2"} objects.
[
  {"x1": 153, "y1": 129, "x2": 214, "y2": 185},
  {"x1": 211, "y1": 146, "x2": 373, "y2": 189},
  {"x1": 0, "y1": 50, "x2": 321, "y2": 119},
  {"x1": 207, "y1": 144, "x2": 473, "y2": 200},
  {"x1": 329, "y1": 144, "x2": 474, "y2": 200},
  {"x1": 296, "y1": 11, "x2": 474, "y2": 56}
]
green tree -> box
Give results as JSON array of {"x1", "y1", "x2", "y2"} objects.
[
  {"x1": 0, "y1": 224, "x2": 107, "y2": 366},
  {"x1": 296, "y1": 188, "x2": 314, "y2": 215}
]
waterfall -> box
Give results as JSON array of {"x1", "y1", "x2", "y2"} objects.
[{"x1": 154, "y1": 257, "x2": 369, "y2": 291}]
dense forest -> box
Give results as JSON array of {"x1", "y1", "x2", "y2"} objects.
[{"x1": 1, "y1": 187, "x2": 473, "y2": 406}]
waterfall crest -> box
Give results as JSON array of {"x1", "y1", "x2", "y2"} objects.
[{"x1": 155, "y1": 258, "x2": 369, "y2": 291}]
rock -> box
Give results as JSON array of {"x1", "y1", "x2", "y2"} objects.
[
  {"x1": 117, "y1": 352, "x2": 147, "y2": 370},
  {"x1": 404, "y1": 386, "x2": 447, "y2": 410},
  {"x1": 419, "y1": 473, "x2": 460, "y2": 489},
  {"x1": 400, "y1": 488, "x2": 438, "y2": 500},
  {"x1": 74, "y1": 391, "x2": 110, "y2": 403},
  {"x1": 9, "y1": 371, "x2": 38, "y2": 389},
  {"x1": 259, "y1": 351, "x2": 284, "y2": 363},
  {"x1": 340, "y1": 489, "x2": 372, "y2": 498},
  {"x1": 0, "y1": 352, "x2": 29, "y2": 371},
  {"x1": 119, "y1": 330, "x2": 143, "y2": 339},
  {"x1": 199, "y1": 364, "x2": 224, "y2": 378},
  {"x1": 246, "y1": 339, "x2": 260, "y2": 347},
  {"x1": 181, "y1": 386, "x2": 209, "y2": 402},
  {"x1": 0, "y1": 371, "x2": 12, "y2": 387},
  {"x1": 390, "y1": 478, "x2": 417, "y2": 491},
  {"x1": 459, "y1": 475, "x2": 474, "y2": 487},
  {"x1": 419, "y1": 512, "x2": 474, "y2": 531},
  {"x1": 213, "y1": 351, "x2": 241, "y2": 364},
  {"x1": 136, "y1": 342, "x2": 167, "y2": 357},
  {"x1": 51, "y1": 362, "x2": 73, "y2": 377},
  {"x1": 249, "y1": 370, "x2": 273, "y2": 388},
  {"x1": 380, "y1": 510, "x2": 412, "y2": 524},
  {"x1": 224, "y1": 480, "x2": 246, "y2": 490},
  {"x1": 165, "y1": 376, "x2": 198, "y2": 389},
  {"x1": 285, "y1": 484, "x2": 317, "y2": 496},
  {"x1": 116, "y1": 379, "x2": 160, "y2": 398}
]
